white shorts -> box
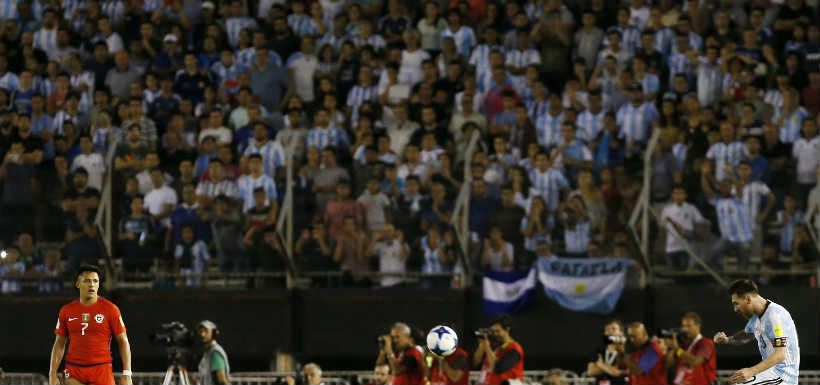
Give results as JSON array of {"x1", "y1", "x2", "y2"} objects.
[{"x1": 738, "y1": 367, "x2": 791, "y2": 385}]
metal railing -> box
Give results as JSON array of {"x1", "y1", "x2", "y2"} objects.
[
  {"x1": 449, "y1": 131, "x2": 481, "y2": 287},
  {"x1": 93, "y1": 134, "x2": 121, "y2": 290},
  {"x1": 628, "y1": 129, "x2": 661, "y2": 280},
  {"x1": 275, "y1": 140, "x2": 300, "y2": 289},
  {"x1": 5, "y1": 370, "x2": 820, "y2": 385}
]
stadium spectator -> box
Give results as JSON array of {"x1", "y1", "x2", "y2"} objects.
[
  {"x1": 620, "y1": 322, "x2": 667, "y2": 385},
  {"x1": 34, "y1": 247, "x2": 63, "y2": 293},
  {"x1": 0, "y1": 246, "x2": 25, "y2": 294},
  {"x1": 333, "y1": 216, "x2": 370, "y2": 286},
  {"x1": 368, "y1": 223, "x2": 409, "y2": 287},
  {"x1": 481, "y1": 225, "x2": 514, "y2": 272},
  {"x1": 209, "y1": 195, "x2": 244, "y2": 272},
  {"x1": 175, "y1": 223, "x2": 210, "y2": 286},
  {"x1": 0, "y1": 0, "x2": 815, "y2": 290},
  {"x1": 117, "y1": 195, "x2": 154, "y2": 273},
  {"x1": 474, "y1": 314, "x2": 524, "y2": 385},
  {"x1": 660, "y1": 186, "x2": 706, "y2": 270}
]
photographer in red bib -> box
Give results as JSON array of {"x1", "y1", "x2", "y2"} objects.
[
  {"x1": 473, "y1": 315, "x2": 524, "y2": 385},
  {"x1": 377, "y1": 322, "x2": 424, "y2": 385},
  {"x1": 662, "y1": 312, "x2": 717, "y2": 385}
]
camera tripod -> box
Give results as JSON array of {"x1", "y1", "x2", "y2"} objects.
[{"x1": 161, "y1": 364, "x2": 192, "y2": 385}]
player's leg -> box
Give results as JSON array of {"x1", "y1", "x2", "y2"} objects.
[{"x1": 741, "y1": 367, "x2": 784, "y2": 385}]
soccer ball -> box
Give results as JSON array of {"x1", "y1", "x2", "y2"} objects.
[{"x1": 426, "y1": 325, "x2": 458, "y2": 357}]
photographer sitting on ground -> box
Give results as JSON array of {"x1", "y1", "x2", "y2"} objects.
[
  {"x1": 473, "y1": 314, "x2": 524, "y2": 385},
  {"x1": 585, "y1": 319, "x2": 627, "y2": 385},
  {"x1": 377, "y1": 322, "x2": 424, "y2": 385}
]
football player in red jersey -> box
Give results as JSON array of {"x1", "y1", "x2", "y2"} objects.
[{"x1": 48, "y1": 264, "x2": 132, "y2": 385}]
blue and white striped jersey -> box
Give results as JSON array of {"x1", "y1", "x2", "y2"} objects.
[
  {"x1": 696, "y1": 61, "x2": 724, "y2": 106},
  {"x1": 33, "y1": 28, "x2": 58, "y2": 55},
  {"x1": 526, "y1": 99, "x2": 549, "y2": 121},
  {"x1": 237, "y1": 174, "x2": 278, "y2": 212},
  {"x1": 744, "y1": 300, "x2": 800, "y2": 385},
  {"x1": 667, "y1": 53, "x2": 693, "y2": 83},
  {"x1": 0, "y1": 71, "x2": 20, "y2": 92},
  {"x1": 575, "y1": 110, "x2": 605, "y2": 143},
  {"x1": 616, "y1": 102, "x2": 658, "y2": 143},
  {"x1": 243, "y1": 139, "x2": 285, "y2": 178},
  {"x1": 736, "y1": 181, "x2": 771, "y2": 230},
  {"x1": 706, "y1": 141, "x2": 747, "y2": 182},
  {"x1": 468, "y1": 44, "x2": 503, "y2": 74},
  {"x1": 772, "y1": 107, "x2": 809, "y2": 143},
  {"x1": 0, "y1": 0, "x2": 18, "y2": 20},
  {"x1": 563, "y1": 220, "x2": 590, "y2": 254},
  {"x1": 306, "y1": 126, "x2": 350, "y2": 150},
  {"x1": 101, "y1": 0, "x2": 126, "y2": 24},
  {"x1": 535, "y1": 111, "x2": 564, "y2": 148},
  {"x1": 441, "y1": 26, "x2": 476, "y2": 58},
  {"x1": 236, "y1": 47, "x2": 283, "y2": 68},
  {"x1": 346, "y1": 85, "x2": 378, "y2": 124},
  {"x1": 777, "y1": 210, "x2": 803, "y2": 254},
  {"x1": 225, "y1": 17, "x2": 258, "y2": 48},
  {"x1": 528, "y1": 167, "x2": 569, "y2": 212},
  {"x1": 505, "y1": 48, "x2": 541, "y2": 70},
  {"x1": 712, "y1": 196, "x2": 753, "y2": 243}
]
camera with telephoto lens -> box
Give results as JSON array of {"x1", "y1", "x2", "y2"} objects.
[
  {"x1": 150, "y1": 321, "x2": 195, "y2": 365},
  {"x1": 474, "y1": 328, "x2": 491, "y2": 338},
  {"x1": 658, "y1": 328, "x2": 682, "y2": 339},
  {"x1": 603, "y1": 335, "x2": 627, "y2": 345}
]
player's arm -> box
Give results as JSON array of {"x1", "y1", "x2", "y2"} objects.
[
  {"x1": 49, "y1": 334, "x2": 67, "y2": 385},
  {"x1": 714, "y1": 330, "x2": 754, "y2": 346},
  {"x1": 115, "y1": 333, "x2": 133, "y2": 385}
]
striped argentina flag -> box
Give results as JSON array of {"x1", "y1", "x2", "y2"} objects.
[
  {"x1": 537, "y1": 256, "x2": 631, "y2": 314},
  {"x1": 482, "y1": 268, "x2": 536, "y2": 315}
]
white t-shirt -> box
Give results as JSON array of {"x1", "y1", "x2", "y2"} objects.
[
  {"x1": 485, "y1": 242, "x2": 514, "y2": 272},
  {"x1": 376, "y1": 240, "x2": 407, "y2": 287},
  {"x1": 198, "y1": 126, "x2": 233, "y2": 145},
  {"x1": 71, "y1": 153, "x2": 105, "y2": 190},
  {"x1": 399, "y1": 49, "x2": 430, "y2": 86},
  {"x1": 792, "y1": 137, "x2": 820, "y2": 185},
  {"x1": 286, "y1": 53, "x2": 319, "y2": 102},
  {"x1": 144, "y1": 185, "x2": 178, "y2": 226},
  {"x1": 660, "y1": 202, "x2": 705, "y2": 253}
]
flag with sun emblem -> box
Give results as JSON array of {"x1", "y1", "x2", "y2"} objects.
[{"x1": 536, "y1": 256, "x2": 631, "y2": 314}]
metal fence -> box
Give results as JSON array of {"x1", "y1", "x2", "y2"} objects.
[{"x1": 4, "y1": 370, "x2": 820, "y2": 385}]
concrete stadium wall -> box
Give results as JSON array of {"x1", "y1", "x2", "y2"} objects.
[{"x1": 1, "y1": 288, "x2": 817, "y2": 372}]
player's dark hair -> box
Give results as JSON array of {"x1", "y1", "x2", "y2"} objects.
[
  {"x1": 490, "y1": 314, "x2": 513, "y2": 331},
  {"x1": 76, "y1": 264, "x2": 103, "y2": 281},
  {"x1": 728, "y1": 279, "x2": 759, "y2": 296}
]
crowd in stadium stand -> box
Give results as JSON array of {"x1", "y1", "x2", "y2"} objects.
[{"x1": 0, "y1": 0, "x2": 819, "y2": 292}]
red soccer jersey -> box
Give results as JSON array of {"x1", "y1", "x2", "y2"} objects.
[{"x1": 55, "y1": 297, "x2": 127, "y2": 366}]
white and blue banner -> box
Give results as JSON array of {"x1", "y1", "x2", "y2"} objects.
[
  {"x1": 536, "y1": 257, "x2": 631, "y2": 315},
  {"x1": 482, "y1": 269, "x2": 537, "y2": 315}
]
